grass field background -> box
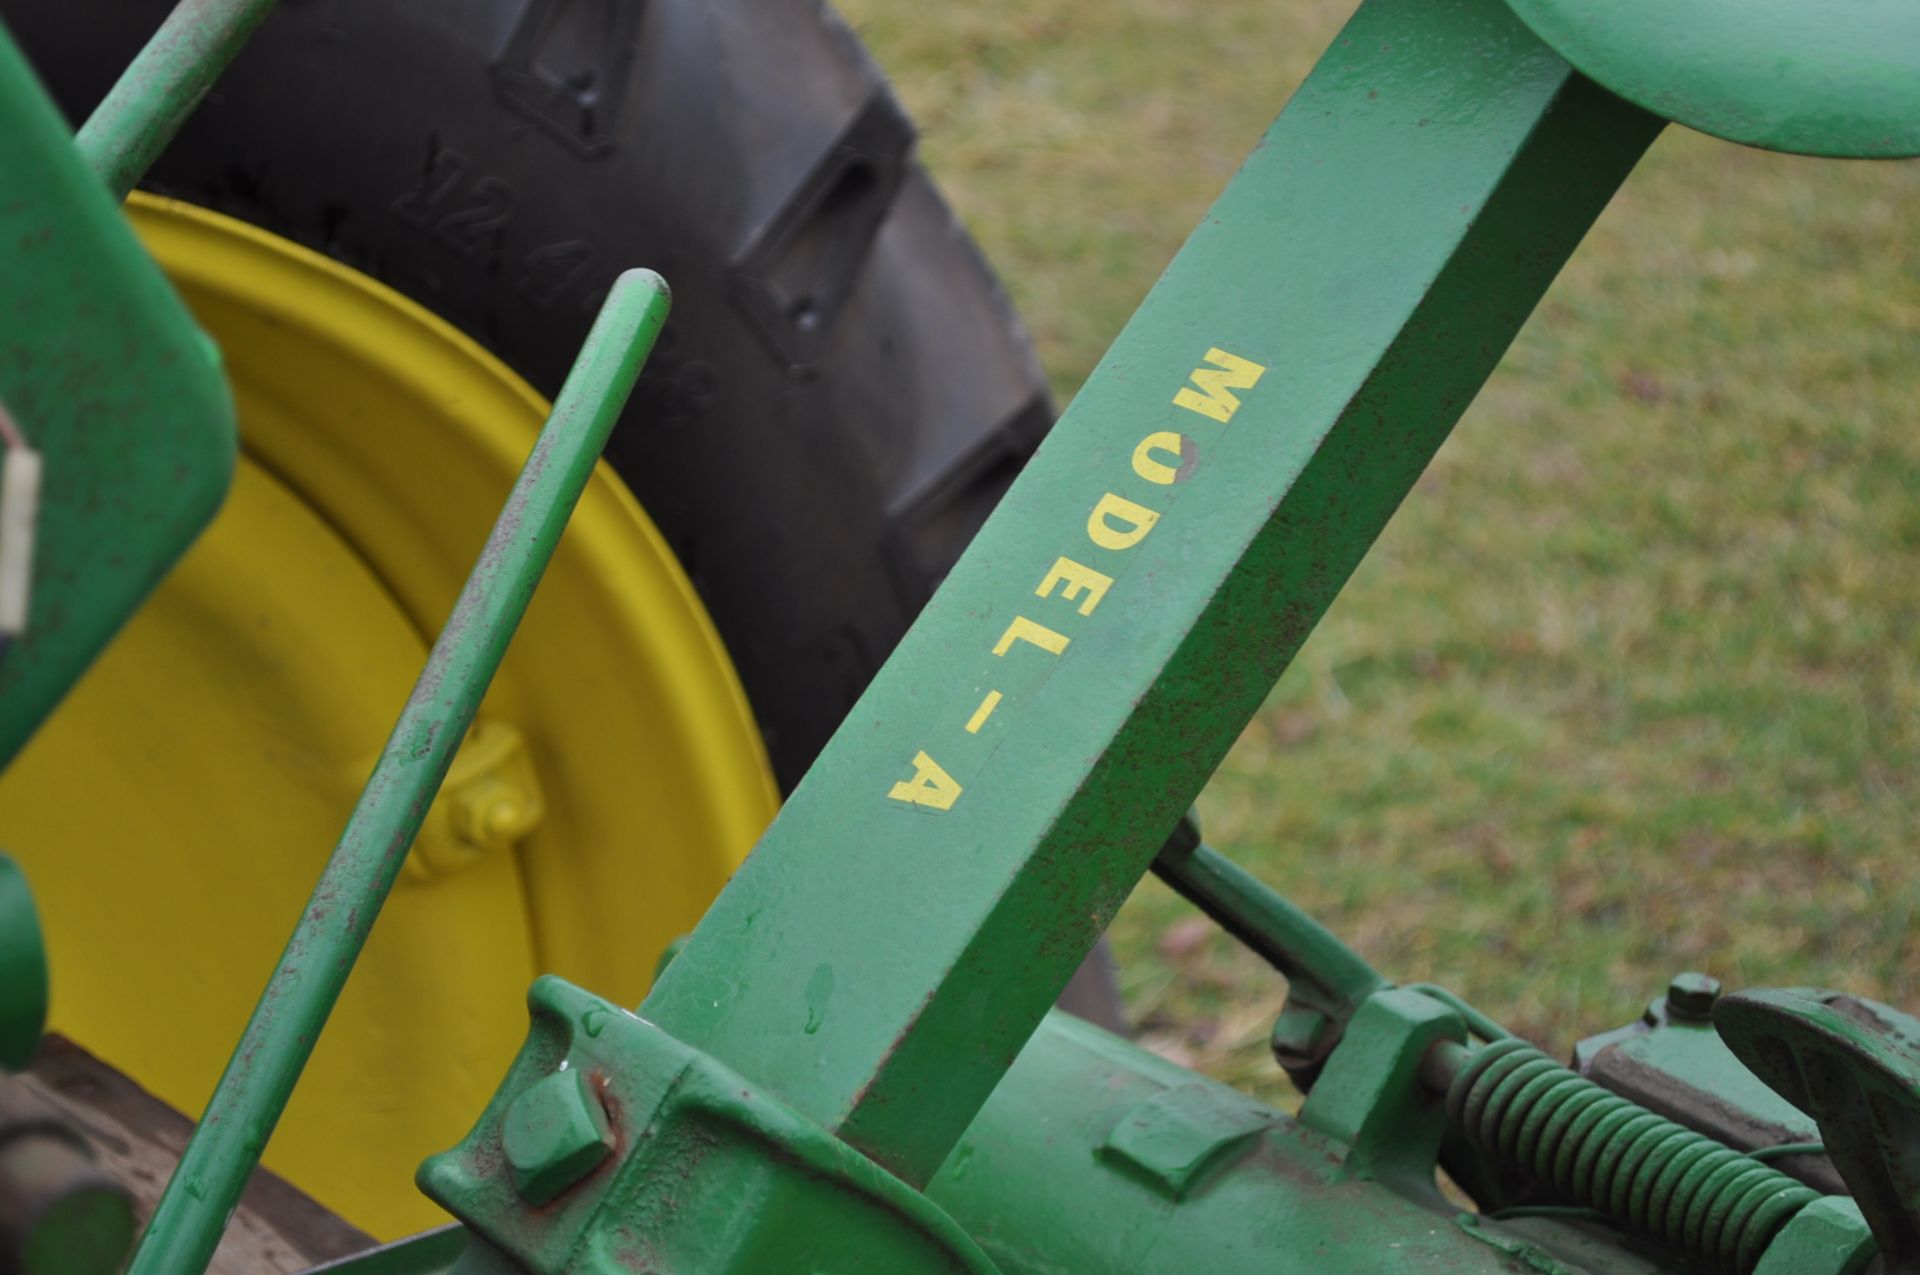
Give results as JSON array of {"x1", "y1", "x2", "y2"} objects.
[{"x1": 839, "y1": 0, "x2": 1920, "y2": 1104}]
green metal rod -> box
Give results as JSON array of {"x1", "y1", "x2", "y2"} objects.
[
  {"x1": 125, "y1": 270, "x2": 671, "y2": 1275},
  {"x1": 74, "y1": 0, "x2": 280, "y2": 200},
  {"x1": 1153, "y1": 836, "x2": 1387, "y2": 1016}
]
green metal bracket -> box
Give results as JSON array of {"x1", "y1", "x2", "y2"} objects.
[
  {"x1": 422, "y1": 977, "x2": 1000, "y2": 1275},
  {"x1": 1298, "y1": 988, "x2": 1466, "y2": 1197},
  {"x1": 1572, "y1": 975, "x2": 1831, "y2": 1185},
  {"x1": 1098, "y1": 1080, "x2": 1277, "y2": 1201}
]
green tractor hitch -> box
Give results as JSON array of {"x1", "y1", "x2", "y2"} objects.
[{"x1": 0, "y1": 0, "x2": 1916, "y2": 1271}]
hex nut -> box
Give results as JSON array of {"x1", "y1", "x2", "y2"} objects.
[
  {"x1": 1750, "y1": 1196, "x2": 1875, "y2": 1275},
  {"x1": 501, "y1": 1068, "x2": 614, "y2": 1207},
  {"x1": 1666, "y1": 971, "x2": 1723, "y2": 1021}
]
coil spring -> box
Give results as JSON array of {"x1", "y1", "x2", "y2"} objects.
[{"x1": 1448, "y1": 1037, "x2": 1818, "y2": 1273}]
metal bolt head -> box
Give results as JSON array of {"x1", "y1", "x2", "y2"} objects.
[
  {"x1": 1666, "y1": 971, "x2": 1723, "y2": 1021},
  {"x1": 501, "y1": 1069, "x2": 613, "y2": 1207}
]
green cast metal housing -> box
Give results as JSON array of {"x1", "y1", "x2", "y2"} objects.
[{"x1": 929, "y1": 1004, "x2": 1678, "y2": 1275}]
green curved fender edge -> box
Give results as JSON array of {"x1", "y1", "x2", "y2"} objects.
[{"x1": 1503, "y1": 0, "x2": 1920, "y2": 158}]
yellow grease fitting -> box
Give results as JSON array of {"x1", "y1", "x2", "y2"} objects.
[{"x1": 0, "y1": 197, "x2": 777, "y2": 1237}]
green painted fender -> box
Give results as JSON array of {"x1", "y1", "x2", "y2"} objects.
[{"x1": 1503, "y1": 0, "x2": 1920, "y2": 157}]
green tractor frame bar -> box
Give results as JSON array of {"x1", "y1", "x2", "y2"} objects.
[{"x1": 1, "y1": 0, "x2": 1917, "y2": 1272}]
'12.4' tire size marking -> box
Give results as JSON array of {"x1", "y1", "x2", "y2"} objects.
[{"x1": 392, "y1": 141, "x2": 600, "y2": 311}]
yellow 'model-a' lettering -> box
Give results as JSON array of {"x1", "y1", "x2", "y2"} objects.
[
  {"x1": 1173, "y1": 347, "x2": 1266, "y2": 423},
  {"x1": 1036, "y1": 556, "x2": 1114, "y2": 616},
  {"x1": 993, "y1": 614, "x2": 1070, "y2": 657},
  {"x1": 887, "y1": 750, "x2": 963, "y2": 810},
  {"x1": 1132, "y1": 431, "x2": 1190, "y2": 485},
  {"x1": 965, "y1": 690, "x2": 1003, "y2": 734},
  {"x1": 1087, "y1": 492, "x2": 1160, "y2": 551}
]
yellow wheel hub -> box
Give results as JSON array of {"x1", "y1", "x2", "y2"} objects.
[{"x1": 0, "y1": 197, "x2": 778, "y2": 1237}]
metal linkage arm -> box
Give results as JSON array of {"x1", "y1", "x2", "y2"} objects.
[
  {"x1": 1154, "y1": 828, "x2": 1387, "y2": 1080},
  {"x1": 126, "y1": 271, "x2": 671, "y2": 1275}
]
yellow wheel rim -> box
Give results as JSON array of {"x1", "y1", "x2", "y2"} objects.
[{"x1": 0, "y1": 196, "x2": 779, "y2": 1237}]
